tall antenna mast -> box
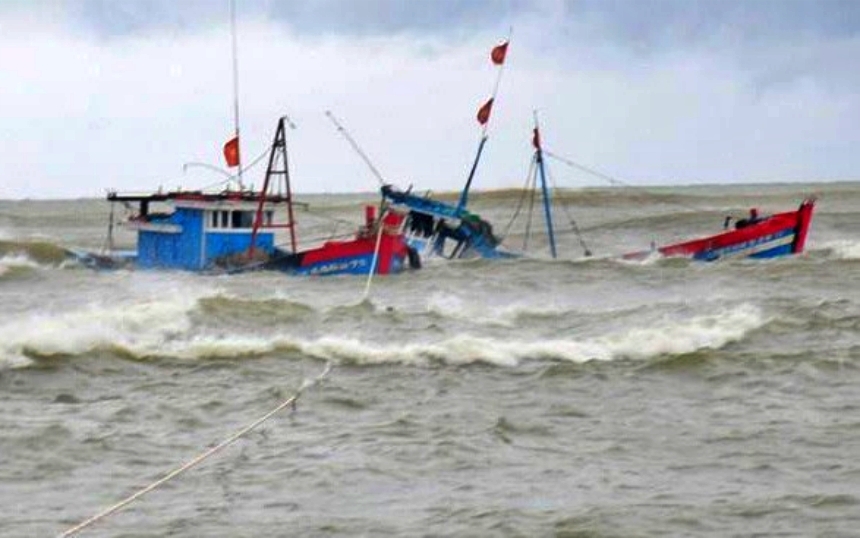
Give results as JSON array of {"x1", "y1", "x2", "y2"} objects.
[{"x1": 230, "y1": 0, "x2": 244, "y2": 189}]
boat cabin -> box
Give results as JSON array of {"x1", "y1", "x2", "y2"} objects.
[{"x1": 108, "y1": 191, "x2": 279, "y2": 271}]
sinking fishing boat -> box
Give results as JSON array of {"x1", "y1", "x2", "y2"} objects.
[
  {"x1": 378, "y1": 39, "x2": 516, "y2": 260},
  {"x1": 383, "y1": 112, "x2": 596, "y2": 261},
  {"x1": 77, "y1": 2, "x2": 415, "y2": 277},
  {"x1": 85, "y1": 116, "x2": 416, "y2": 276},
  {"x1": 623, "y1": 198, "x2": 816, "y2": 261}
]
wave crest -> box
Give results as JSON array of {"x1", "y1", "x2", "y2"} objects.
[
  {"x1": 0, "y1": 292, "x2": 765, "y2": 369},
  {"x1": 818, "y1": 240, "x2": 860, "y2": 260}
]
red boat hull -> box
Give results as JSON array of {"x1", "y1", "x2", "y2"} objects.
[
  {"x1": 270, "y1": 210, "x2": 414, "y2": 276},
  {"x1": 625, "y1": 199, "x2": 815, "y2": 261}
]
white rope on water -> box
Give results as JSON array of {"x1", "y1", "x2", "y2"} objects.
[{"x1": 58, "y1": 362, "x2": 332, "y2": 538}]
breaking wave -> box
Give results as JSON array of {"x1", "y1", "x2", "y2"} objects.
[
  {"x1": 0, "y1": 296, "x2": 766, "y2": 369},
  {"x1": 299, "y1": 303, "x2": 764, "y2": 366},
  {"x1": 0, "y1": 254, "x2": 41, "y2": 280},
  {"x1": 0, "y1": 294, "x2": 200, "y2": 369},
  {"x1": 0, "y1": 239, "x2": 71, "y2": 265},
  {"x1": 818, "y1": 240, "x2": 860, "y2": 260},
  {"x1": 425, "y1": 292, "x2": 577, "y2": 328}
]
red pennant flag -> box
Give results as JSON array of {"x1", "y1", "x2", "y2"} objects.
[
  {"x1": 223, "y1": 136, "x2": 240, "y2": 168},
  {"x1": 532, "y1": 127, "x2": 541, "y2": 150},
  {"x1": 477, "y1": 98, "x2": 494, "y2": 125},
  {"x1": 491, "y1": 41, "x2": 509, "y2": 65}
]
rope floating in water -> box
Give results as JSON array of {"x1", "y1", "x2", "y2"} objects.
[{"x1": 58, "y1": 362, "x2": 332, "y2": 538}]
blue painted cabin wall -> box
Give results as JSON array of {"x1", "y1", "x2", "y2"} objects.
[
  {"x1": 137, "y1": 207, "x2": 276, "y2": 270},
  {"x1": 205, "y1": 231, "x2": 274, "y2": 262},
  {"x1": 138, "y1": 208, "x2": 203, "y2": 270}
]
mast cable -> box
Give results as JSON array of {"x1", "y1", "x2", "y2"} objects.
[
  {"x1": 544, "y1": 157, "x2": 592, "y2": 256},
  {"x1": 499, "y1": 157, "x2": 536, "y2": 241},
  {"x1": 522, "y1": 161, "x2": 539, "y2": 252},
  {"x1": 544, "y1": 149, "x2": 703, "y2": 214},
  {"x1": 325, "y1": 111, "x2": 386, "y2": 187}
]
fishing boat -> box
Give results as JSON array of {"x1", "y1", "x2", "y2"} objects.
[
  {"x1": 382, "y1": 113, "x2": 594, "y2": 261},
  {"x1": 536, "y1": 134, "x2": 816, "y2": 263},
  {"x1": 377, "y1": 38, "x2": 516, "y2": 260},
  {"x1": 623, "y1": 198, "x2": 816, "y2": 261},
  {"x1": 88, "y1": 117, "x2": 416, "y2": 276},
  {"x1": 77, "y1": 0, "x2": 415, "y2": 277}
]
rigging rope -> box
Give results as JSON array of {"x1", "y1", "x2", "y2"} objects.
[
  {"x1": 499, "y1": 156, "x2": 536, "y2": 241},
  {"x1": 58, "y1": 362, "x2": 333, "y2": 538},
  {"x1": 544, "y1": 157, "x2": 592, "y2": 257},
  {"x1": 500, "y1": 152, "x2": 592, "y2": 257},
  {"x1": 195, "y1": 148, "x2": 271, "y2": 193},
  {"x1": 325, "y1": 111, "x2": 386, "y2": 187},
  {"x1": 544, "y1": 149, "x2": 704, "y2": 214},
  {"x1": 523, "y1": 163, "x2": 539, "y2": 253}
]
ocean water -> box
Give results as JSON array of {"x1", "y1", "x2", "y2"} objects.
[{"x1": 1, "y1": 182, "x2": 859, "y2": 537}]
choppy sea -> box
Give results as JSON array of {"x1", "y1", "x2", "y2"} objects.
[{"x1": 1, "y1": 182, "x2": 859, "y2": 537}]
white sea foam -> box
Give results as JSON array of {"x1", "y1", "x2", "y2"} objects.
[
  {"x1": 425, "y1": 292, "x2": 572, "y2": 328},
  {"x1": 0, "y1": 293, "x2": 765, "y2": 368},
  {"x1": 0, "y1": 253, "x2": 41, "y2": 276},
  {"x1": 0, "y1": 294, "x2": 199, "y2": 364},
  {"x1": 298, "y1": 303, "x2": 766, "y2": 366},
  {"x1": 821, "y1": 239, "x2": 860, "y2": 260},
  {"x1": 588, "y1": 302, "x2": 764, "y2": 361}
]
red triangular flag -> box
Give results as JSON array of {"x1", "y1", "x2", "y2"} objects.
[
  {"x1": 532, "y1": 127, "x2": 541, "y2": 150},
  {"x1": 491, "y1": 41, "x2": 509, "y2": 65},
  {"x1": 223, "y1": 136, "x2": 240, "y2": 168},
  {"x1": 477, "y1": 98, "x2": 494, "y2": 125}
]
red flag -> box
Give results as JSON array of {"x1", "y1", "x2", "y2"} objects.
[
  {"x1": 223, "y1": 136, "x2": 240, "y2": 168},
  {"x1": 491, "y1": 41, "x2": 509, "y2": 65},
  {"x1": 532, "y1": 127, "x2": 541, "y2": 150},
  {"x1": 477, "y1": 98, "x2": 494, "y2": 125}
]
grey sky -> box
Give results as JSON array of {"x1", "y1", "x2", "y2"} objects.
[{"x1": 1, "y1": 0, "x2": 858, "y2": 198}]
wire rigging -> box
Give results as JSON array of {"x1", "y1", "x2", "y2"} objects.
[
  {"x1": 325, "y1": 111, "x2": 386, "y2": 187},
  {"x1": 522, "y1": 160, "x2": 539, "y2": 253},
  {"x1": 499, "y1": 157, "x2": 536, "y2": 241},
  {"x1": 544, "y1": 157, "x2": 592, "y2": 257},
  {"x1": 544, "y1": 149, "x2": 704, "y2": 214},
  {"x1": 192, "y1": 147, "x2": 272, "y2": 193}
]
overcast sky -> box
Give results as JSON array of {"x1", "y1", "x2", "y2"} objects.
[{"x1": 2, "y1": 0, "x2": 859, "y2": 199}]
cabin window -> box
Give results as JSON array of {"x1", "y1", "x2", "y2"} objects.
[
  {"x1": 220, "y1": 211, "x2": 229, "y2": 228},
  {"x1": 211, "y1": 211, "x2": 219, "y2": 228},
  {"x1": 265, "y1": 211, "x2": 273, "y2": 226},
  {"x1": 230, "y1": 211, "x2": 254, "y2": 229}
]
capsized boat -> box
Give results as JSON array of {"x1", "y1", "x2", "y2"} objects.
[
  {"x1": 623, "y1": 198, "x2": 816, "y2": 261},
  {"x1": 86, "y1": 117, "x2": 417, "y2": 276}
]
